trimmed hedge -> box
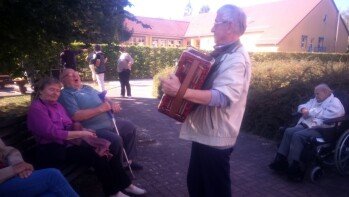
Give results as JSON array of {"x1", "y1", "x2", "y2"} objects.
[
  {"x1": 152, "y1": 53, "x2": 349, "y2": 139},
  {"x1": 244, "y1": 59, "x2": 349, "y2": 139},
  {"x1": 75, "y1": 45, "x2": 183, "y2": 81}
]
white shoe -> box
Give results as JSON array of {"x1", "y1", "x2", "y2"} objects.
[
  {"x1": 125, "y1": 184, "x2": 147, "y2": 195},
  {"x1": 111, "y1": 191, "x2": 129, "y2": 197}
]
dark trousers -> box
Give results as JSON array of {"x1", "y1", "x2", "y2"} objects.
[
  {"x1": 187, "y1": 142, "x2": 233, "y2": 197},
  {"x1": 96, "y1": 117, "x2": 137, "y2": 161},
  {"x1": 36, "y1": 143, "x2": 131, "y2": 196},
  {"x1": 119, "y1": 69, "x2": 131, "y2": 96}
]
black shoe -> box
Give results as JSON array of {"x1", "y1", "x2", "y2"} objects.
[
  {"x1": 125, "y1": 162, "x2": 143, "y2": 171},
  {"x1": 269, "y1": 153, "x2": 288, "y2": 172},
  {"x1": 287, "y1": 161, "x2": 305, "y2": 182}
]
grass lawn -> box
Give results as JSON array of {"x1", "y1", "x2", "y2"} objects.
[{"x1": 0, "y1": 95, "x2": 31, "y2": 119}]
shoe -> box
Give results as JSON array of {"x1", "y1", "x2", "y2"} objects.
[
  {"x1": 113, "y1": 191, "x2": 130, "y2": 197},
  {"x1": 127, "y1": 95, "x2": 132, "y2": 98},
  {"x1": 269, "y1": 153, "x2": 288, "y2": 172},
  {"x1": 287, "y1": 161, "x2": 305, "y2": 182},
  {"x1": 125, "y1": 162, "x2": 143, "y2": 171},
  {"x1": 124, "y1": 184, "x2": 146, "y2": 195}
]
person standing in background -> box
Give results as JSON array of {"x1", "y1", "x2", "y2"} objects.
[
  {"x1": 60, "y1": 46, "x2": 85, "y2": 71},
  {"x1": 92, "y1": 44, "x2": 108, "y2": 91},
  {"x1": 86, "y1": 48, "x2": 97, "y2": 84},
  {"x1": 117, "y1": 47, "x2": 134, "y2": 97}
]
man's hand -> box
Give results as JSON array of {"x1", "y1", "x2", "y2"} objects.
[
  {"x1": 301, "y1": 108, "x2": 309, "y2": 118},
  {"x1": 13, "y1": 162, "x2": 33, "y2": 179},
  {"x1": 98, "y1": 102, "x2": 121, "y2": 113},
  {"x1": 98, "y1": 102, "x2": 111, "y2": 112},
  {"x1": 110, "y1": 102, "x2": 121, "y2": 113},
  {"x1": 160, "y1": 74, "x2": 181, "y2": 97}
]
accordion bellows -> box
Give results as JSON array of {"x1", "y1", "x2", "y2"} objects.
[{"x1": 158, "y1": 47, "x2": 215, "y2": 122}]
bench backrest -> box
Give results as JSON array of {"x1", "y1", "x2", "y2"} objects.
[{"x1": 0, "y1": 115, "x2": 37, "y2": 163}]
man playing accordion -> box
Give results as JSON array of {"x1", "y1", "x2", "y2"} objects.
[{"x1": 160, "y1": 4, "x2": 251, "y2": 197}]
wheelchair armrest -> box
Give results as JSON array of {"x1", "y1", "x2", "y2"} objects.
[
  {"x1": 291, "y1": 112, "x2": 301, "y2": 116},
  {"x1": 323, "y1": 115, "x2": 349, "y2": 125}
]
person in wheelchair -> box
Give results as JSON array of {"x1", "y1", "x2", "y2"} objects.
[{"x1": 269, "y1": 83, "x2": 345, "y2": 181}]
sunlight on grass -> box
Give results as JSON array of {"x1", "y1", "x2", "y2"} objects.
[{"x1": 0, "y1": 95, "x2": 31, "y2": 118}]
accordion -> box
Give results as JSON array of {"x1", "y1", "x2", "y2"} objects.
[{"x1": 158, "y1": 48, "x2": 215, "y2": 122}]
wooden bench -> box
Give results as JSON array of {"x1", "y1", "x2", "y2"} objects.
[
  {"x1": 0, "y1": 75, "x2": 13, "y2": 89},
  {"x1": 0, "y1": 115, "x2": 88, "y2": 182}
]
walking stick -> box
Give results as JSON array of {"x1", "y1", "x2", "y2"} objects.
[{"x1": 99, "y1": 91, "x2": 135, "y2": 179}]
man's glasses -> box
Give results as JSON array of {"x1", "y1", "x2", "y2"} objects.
[
  {"x1": 213, "y1": 21, "x2": 229, "y2": 26},
  {"x1": 61, "y1": 71, "x2": 79, "y2": 79}
]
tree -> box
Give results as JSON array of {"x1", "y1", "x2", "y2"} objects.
[
  {"x1": 184, "y1": 1, "x2": 192, "y2": 16},
  {"x1": 199, "y1": 5, "x2": 210, "y2": 14},
  {"x1": 0, "y1": 0, "x2": 142, "y2": 76}
]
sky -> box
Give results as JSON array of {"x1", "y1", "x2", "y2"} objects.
[{"x1": 126, "y1": 0, "x2": 349, "y2": 20}]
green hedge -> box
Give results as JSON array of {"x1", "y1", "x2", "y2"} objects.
[
  {"x1": 152, "y1": 53, "x2": 349, "y2": 139},
  {"x1": 75, "y1": 45, "x2": 183, "y2": 81}
]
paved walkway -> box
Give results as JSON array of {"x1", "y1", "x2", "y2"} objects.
[{"x1": 1, "y1": 80, "x2": 349, "y2": 196}]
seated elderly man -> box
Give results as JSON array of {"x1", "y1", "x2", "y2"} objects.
[
  {"x1": 269, "y1": 83, "x2": 345, "y2": 181},
  {"x1": 58, "y1": 68, "x2": 143, "y2": 170}
]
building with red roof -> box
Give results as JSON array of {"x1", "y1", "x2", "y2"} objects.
[{"x1": 123, "y1": 0, "x2": 348, "y2": 53}]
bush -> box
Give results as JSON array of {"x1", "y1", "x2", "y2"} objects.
[
  {"x1": 152, "y1": 66, "x2": 175, "y2": 98},
  {"x1": 152, "y1": 53, "x2": 349, "y2": 139},
  {"x1": 243, "y1": 59, "x2": 349, "y2": 139}
]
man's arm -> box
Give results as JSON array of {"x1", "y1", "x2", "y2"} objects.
[
  {"x1": 298, "y1": 99, "x2": 314, "y2": 118},
  {"x1": 72, "y1": 102, "x2": 110, "y2": 121},
  {"x1": 160, "y1": 74, "x2": 212, "y2": 105}
]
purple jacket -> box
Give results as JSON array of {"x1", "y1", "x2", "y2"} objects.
[{"x1": 27, "y1": 99, "x2": 72, "y2": 145}]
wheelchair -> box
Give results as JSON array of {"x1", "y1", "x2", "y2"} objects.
[
  {"x1": 302, "y1": 116, "x2": 349, "y2": 182},
  {"x1": 300, "y1": 91, "x2": 349, "y2": 182}
]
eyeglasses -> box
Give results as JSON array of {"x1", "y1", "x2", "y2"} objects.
[
  {"x1": 213, "y1": 21, "x2": 229, "y2": 26},
  {"x1": 61, "y1": 71, "x2": 79, "y2": 79}
]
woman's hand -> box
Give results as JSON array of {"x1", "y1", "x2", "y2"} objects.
[
  {"x1": 13, "y1": 162, "x2": 34, "y2": 178},
  {"x1": 67, "y1": 130, "x2": 97, "y2": 140},
  {"x1": 80, "y1": 131, "x2": 97, "y2": 138}
]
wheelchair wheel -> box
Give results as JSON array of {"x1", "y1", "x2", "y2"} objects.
[
  {"x1": 335, "y1": 129, "x2": 349, "y2": 176},
  {"x1": 310, "y1": 166, "x2": 323, "y2": 182}
]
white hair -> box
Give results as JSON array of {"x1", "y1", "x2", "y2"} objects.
[{"x1": 217, "y1": 5, "x2": 247, "y2": 36}]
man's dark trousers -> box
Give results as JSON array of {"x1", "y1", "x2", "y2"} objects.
[{"x1": 187, "y1": 142, "x2": 233, "y2": 197}]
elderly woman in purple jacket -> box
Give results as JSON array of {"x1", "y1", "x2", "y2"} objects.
[{"x1": 27, "y1": 77, "x2": 145, "y2": 197}]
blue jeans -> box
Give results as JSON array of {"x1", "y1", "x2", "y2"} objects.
[{"x1": 0, "y1": 168, "x2": 78, "y2": 197}]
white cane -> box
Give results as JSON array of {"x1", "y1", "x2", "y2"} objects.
[
  {"x1": 99, "y1": 91, "x2": 135, "y2": 179},
  {"x1": 109, "y1": 112, "x2": 135, "y2": 179}
]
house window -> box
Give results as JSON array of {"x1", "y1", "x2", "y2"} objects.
[
  {"x1": 301, "y1": 35, "x2": 308, "y2": 48},
  {"x1": 308, "y1": 38, "x2": 314, "y2": 52},
  {"x1": 318, "y1": 37, "x2": 325, "y2": 52}
]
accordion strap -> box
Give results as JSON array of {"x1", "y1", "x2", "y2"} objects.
[{"x1": 170, "y1": 59, "x2": 200, "y2": 116}]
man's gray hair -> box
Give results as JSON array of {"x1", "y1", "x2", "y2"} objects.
[
  {"x1": 315, "y1": 83, "x2": 332, "y2": 94},
  {"x1": 218, "y1": 5, "x2": 247, "y2": 36}
]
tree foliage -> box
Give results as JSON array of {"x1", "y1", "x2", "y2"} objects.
[
  {"x1": 0, "y1": 0, "x2": 137, "y2": 76},
  {"x1": 184, "y1": 1, "x2": 192, "y2": 16},
  {"x1": 199, "y1": 5, "x2": 210, "y2": 14}
]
